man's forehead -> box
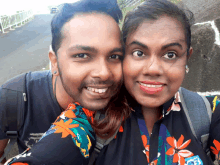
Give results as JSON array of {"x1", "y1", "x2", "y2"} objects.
[
  {"x1": 62, "y1": 13, "x2": 119, "y2": 35},
  {"x1": 56, "y1": 12, "x2": 123, "y2": 56}
]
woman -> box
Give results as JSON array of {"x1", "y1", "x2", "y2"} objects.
[{"x1": 5, "y1": 0, "x2": 220, "y2": 165}]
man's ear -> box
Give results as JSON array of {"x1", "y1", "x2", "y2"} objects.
[
  {"x1": 187, "y1": 47, "x2": 193, "y2": 60},
  {"x1": 49, "y1": 49, "x2": 59, "y2": 76}
]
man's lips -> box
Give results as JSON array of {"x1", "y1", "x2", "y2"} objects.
[{"x1": 138, "y1": 81, "x2": 165, "y2": 94}]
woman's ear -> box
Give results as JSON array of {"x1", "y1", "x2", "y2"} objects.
[
  {"x1": 49, "y1": 49, "x2": 59, "y2": 76},
  {"x1": 187, "y1": 47, "x2": 193, "y2": 60}
]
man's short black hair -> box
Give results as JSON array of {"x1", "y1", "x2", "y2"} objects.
[{"x1": 51, "y1": 0, "x2": 123, "y2": 55}]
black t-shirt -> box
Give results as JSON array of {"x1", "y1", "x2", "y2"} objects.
[{"x1": 0, "y1": 71, "x2": 62, "y2": 152}]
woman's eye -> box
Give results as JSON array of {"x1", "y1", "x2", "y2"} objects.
[
  {"x1": 109, "y1": 55, "x2": 123, "y2": 60},
  {"x1": 74, "y1": 54, "x2": 88, "y2": 58},
  {"x1": 132, "y1": 50, "x2": 144, "y2": 57},
  {"x1": 163, "y1": 52, "x2": 177, "y2": 59}
]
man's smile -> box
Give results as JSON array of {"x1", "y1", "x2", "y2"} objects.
[
  {"x1": 86, "y1": 87, "x2": 108, "y2": 94},
  {"x1": 83, "y1": 85, "x2": 113, "y2": 100}
]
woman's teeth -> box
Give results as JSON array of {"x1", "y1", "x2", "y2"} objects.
[
  {"x1": 139, "y1": 83, "x2": 162, "y2": 88},
  {"x1": 87, "y1": 87, "x2": 108, "y2": 93}
]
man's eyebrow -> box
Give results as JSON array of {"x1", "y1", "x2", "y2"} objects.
[
  {"x1": 109, "y1": 47, "x2": 123, "y2": 54},
  {"x1": 162, "y1": 42, "x2": 183, "y2": 50},
  {"x1": 68, "y1": 45, "x2": 98, "y2": 53},
  {"x1": 128, "y1": 41, "x2": 148, "y2": 49}
]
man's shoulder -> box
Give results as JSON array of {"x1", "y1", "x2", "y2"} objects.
[
  {"x1": 26, "y1": 70, "x2": 51, "y2": 81},
  {"x1": 1, "y1": 70, "x2": 51, "y2": 91}
]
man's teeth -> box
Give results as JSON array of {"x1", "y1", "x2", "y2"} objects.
[
  {"x1": 139, "y1": 83, "x2": 162, "y2": 88},
  {"x1": 87, "y1": 87, "x2": 108, "y2": 93}
]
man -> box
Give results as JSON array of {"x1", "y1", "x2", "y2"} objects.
[{"x1": 0, "y1": 0, "x2": 124, "y2": 164}]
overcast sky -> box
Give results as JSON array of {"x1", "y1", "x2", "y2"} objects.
[{"x1": 0, "y1": 0, "x2": 80, "y2": 15}]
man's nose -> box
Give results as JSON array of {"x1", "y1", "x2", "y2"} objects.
[{"x1": 91, "y1": 59, "x2": 112, "y2": 81}]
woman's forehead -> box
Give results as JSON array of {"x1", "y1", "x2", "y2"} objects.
[{"x1": 126, "y1": 16, "x2": 186, "y2": 45}]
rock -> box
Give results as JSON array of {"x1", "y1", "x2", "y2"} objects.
[
  {"x1": 214, "y1": 17, "x2": 220, "y2": 32},
  {"x1": 182, "y1": 23, "x2": 220, "y2": 92},
  {"x1": 178, "y1": 0, "x2": 220, "y2": 23}
]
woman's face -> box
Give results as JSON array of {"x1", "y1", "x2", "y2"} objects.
[{"x1": 123, "y1": 16, "x2": 192, "y2": 109}]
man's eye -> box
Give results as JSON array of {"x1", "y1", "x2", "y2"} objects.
[
  {"x1": 163, "y1": 52, "x2": 177, "y2": 59},
  {"x1": 132, "y1": 50, "x2": 144, "y2": 57},
  {"x1": 109, "y1": 55, "x2": 123, "y2": 60},
  {"x1": 74, "y1": 54, "x2": 88, "y2": 58}
]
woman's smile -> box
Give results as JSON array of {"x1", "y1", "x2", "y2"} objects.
[{"x1": 138, "y1": 81, "x2": 165, "y2": 95}]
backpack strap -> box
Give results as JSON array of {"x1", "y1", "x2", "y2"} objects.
[
  {"x1": 179, "y1": 87, "x2": 212, "y2": 152},
  {"x1": 200, "y1": 95, "x2": 212, "y2": 122},
  {"x1": 88, "y1": 111, "x2": 122, "y2": 165},
  {"x1": 0, "y1": 73, "x2": 27, "y2": 162}
]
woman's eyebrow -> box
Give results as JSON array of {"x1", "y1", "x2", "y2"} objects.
[
  {"x1": 128, "y1": 40, "x2": 148, "y2": 49},
  {"x1": 128, "y1": 41, "x2": 184, "y2": 51}
]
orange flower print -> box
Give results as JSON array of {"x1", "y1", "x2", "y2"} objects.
[
  {"x1": 75, "y1": 102, "x2": 80, "y2": 105},
  {"x1": 119, "y1": 126, "x2": 123, "y2": 132},
  {"x1": 211, "y1": 139, "x2": 220, "y2": 160},
  {"x1": 150, "y1": 159, "x2": 158, "y2": 165},
  {"x1": 52, "y1": 119, "x2": 79, "y2": 138},
  {"x1": 11, "y1": 163, "x2": 29, "y2": 165},
  {"x1": 67, "y1": 103, "x2": 76, "y2": 110},
  {"x1": 54, "y1": 104, "x2": 77, "y2": 122},
  {"x1": 166, "y1": 92, "x2": 181, "y2": 115},
  {"x1": 82, "y1": 107, "x2": 95, "y2": 123},
  {"x1": 141, "y1": 135, "x2": 150, "y2": 163},
  {"x1": 166, "y1": 135, "x2": 194, "y2": 165},
  {"x1": 114, "y1": 126, "x2": 124, "y2": 139},
  {"x1": 64, "y1": 109, "x2": 77, "y2": 118}
]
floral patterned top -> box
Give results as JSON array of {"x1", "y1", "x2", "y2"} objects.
[
  {"x1": 5, "y1": 102, "x2": 96, "y2": 165},
  {"x1": 5, "y1": 91, "x2": 220, "y2": 165},
  {"x1": 95, "y1": 92, "x2": 220, "y2": 165}
]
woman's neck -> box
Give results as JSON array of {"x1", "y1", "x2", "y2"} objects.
[{"x1": 141, "y1": 106, "x2": 162, "y2": 136}]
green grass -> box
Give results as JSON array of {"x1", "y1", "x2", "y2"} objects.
[{"x1": 118, "y1": 0, "x2": 144, "y2": 29}]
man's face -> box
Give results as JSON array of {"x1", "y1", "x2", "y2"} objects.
[{"x1": 56, "y1": 14, "x2": 123, "y2": 111}]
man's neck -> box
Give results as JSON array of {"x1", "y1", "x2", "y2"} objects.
[{"x1": 52, "y1": 75, "x2": 74, "y2": 110}]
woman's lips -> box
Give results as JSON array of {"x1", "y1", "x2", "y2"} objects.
[{"x1": 138, "y1": 81, "x2": 164, "y2": 94}]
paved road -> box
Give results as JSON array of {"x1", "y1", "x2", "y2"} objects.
[{"x1": 0, "y1": 14, "x2": 54, "y2": 86}]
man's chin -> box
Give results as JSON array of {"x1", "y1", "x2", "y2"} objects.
[{"x1": 81, "y1": 100, "x2": 109, "y2": 111}]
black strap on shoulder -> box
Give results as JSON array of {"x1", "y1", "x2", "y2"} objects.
[
  {"x1": 0, "y1": 73, "x2": 27, "y2": 162},
  {"x1": 88, "y1": 111, "x2": 122, "y2": 165},
  {"x1": 179, "y1": 87, "x2": 212, "y2": 152},
  {"x1": 4, "y1": 73, "x2": 27, "y2": 136}
]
